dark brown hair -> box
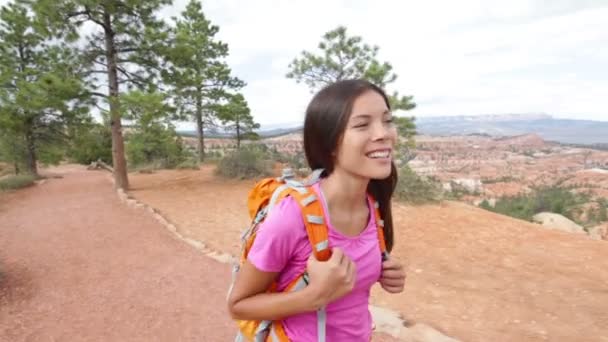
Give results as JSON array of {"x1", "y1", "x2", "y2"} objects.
[{"x1": 303, "y1": 79, "x2": 398, "y2": 252}]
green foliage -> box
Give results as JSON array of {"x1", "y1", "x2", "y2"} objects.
[
  {"x1": 121, "y1": 90, "x2": 190, "y2": 169},
  {"x1": 37, "y1": 144, "x2": 65, "y2": 166},
  {"x1": 393, "y1": 116, "x2": 417, "y2": 163},
  {"x1": 67, "y1": 122, "x2": 113, "y2": 165},
  {"x1": 217, "y1": 93, "x2": 259, "y2": 148},
  {"x1": 30, "y1": 0, "x2": 175, "y2": 188},
  {"x1": 598, "y1": 202, "x2": 608, "y2": 222},
  {"x1": 176, "y1": 158, "x2": 200, "y2": 170},
  {"x1": 591, "y1": 198, "x2": 608, "y2": 223},
  {"x1": 479, "y1": 199, "x2": 492, "y2": 210},
  {"x1": 215, "y1": 145, "x2": 272, "y2": 179},
  {"x1": 286, "y1": 25, "x2": 416, "y2": 112},
  {"x1": 162, "y1": 0, "x2": 244, "y2": 161},
  {"x1": 444, "y1": 181, "x2": 480, "y2": 200},
  {"x1": 0, "y1": 174, "x2": 37, "y2": 191},
  {"x1": 481, "y1": 186, "x2": 590, "y2": 223},
  {"x1": 394, "y1": 165, "x2": 442, "y2": 204},
  {"x1": 269, "y1": 148, "x2": 308, "y2": 173},
  {"x1": 0, "y1": 129, "x2": 26, "y2": 174},
  {"x1": 120, "y1": 90, "x2": 175, "y2": 126},
  {"x1": 481, "y1": 176, "x2": 516, "y2": 184},
  {"x1": 0, "y1": 1, "x2": 91, "y2": 175},
  {"x1": 203, "y1": 150, "x2": 223, "y2": 161},
  {"x1": 126, "y1": 122, "x2": 189, "y2": 169}
]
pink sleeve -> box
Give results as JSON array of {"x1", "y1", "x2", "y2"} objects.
[{"x1": 247, "y1": 196, "x2": 304, "y2": 273}]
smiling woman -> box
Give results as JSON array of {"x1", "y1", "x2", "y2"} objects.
[{"x1": 227, "y1": 79, "x2": 406, "y2": 342}]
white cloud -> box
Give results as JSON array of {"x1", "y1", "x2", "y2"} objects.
[
  {"x1": 2, "y1": 0, "x2": 606, "y2": 125},
  {"x1": 165, "y1": 0, "x2": 608, "y2": 125}
]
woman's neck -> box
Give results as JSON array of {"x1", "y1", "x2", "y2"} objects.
[{"x1": 319, "y1": 168, "x2": 369, "y2": 213}]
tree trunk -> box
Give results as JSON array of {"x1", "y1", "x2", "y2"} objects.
[
  {"x1": 24, "y1": 130, "x2": 37, "y2": 176},
  {"x1": 104, "y1": 12, "x2": 129, "y2": 190},
  {"x1": 195, "y1": 92, "x2": 205, "y2": 162},
  {"x1": 236, "y1": 114, "x2": 241, "y2": 149},
  {"x1": 11, "y1": 141, "x2": 20, "y2": 175}
]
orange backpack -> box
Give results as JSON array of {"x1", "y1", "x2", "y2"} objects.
[{"x1": 228, "y1": 168, "x2": 389, "y2": 342}]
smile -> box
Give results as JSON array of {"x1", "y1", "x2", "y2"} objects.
[{"x1": 366, "y1": 149, "x2": 391, "y2": 159}]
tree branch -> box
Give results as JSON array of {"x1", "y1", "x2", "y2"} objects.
[
  {"x1": 92, "y1": 59, "x2": 108, "y2": 68},
  {"x1": 67, "y1": 9, "x2": 105, "y2": 29},
  {"x1": 84, "y1": 69, "x2": 109, "y2": 76},
  {"x1": 89, "y1": 91, "x2": 108, "y2": 99},
  {"x1": 116, "y1": 47, "x2": 140, "y2": 53},
  {"x1": 116, "y1": 66, "x2": 146, "y2": 88},
  {"x1": 83, "y1": 6, "x2": 106, "y2": 28}
]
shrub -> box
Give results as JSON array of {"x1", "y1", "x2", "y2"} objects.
[
  {"x1": 0, "y1": 174, "x2": 37, "y2": 191},
  {"x1": 126, "y1": 123, "x2": 190, "y2": 170},
  {"x1": 394, "y1": 165, "x2": 442, "y2": 204},
  {"x1": 594, "y1": 198, "x2": 608, "y2": 222},
  {"x1": 481, "y1": 186, "x2": 589, "y2": 223},
  {"x1": 68, "y1": 123, "x2": 113, "y2": 165},
  {"x1": 481, "y1": 176, "x2": 516, "y2": 184},
  {"x1": 176, "y1": 159, "x2": 200, "y2": 170},
  {"x1": 215, "y1": 146, "x2": 272, "y2": 179}
]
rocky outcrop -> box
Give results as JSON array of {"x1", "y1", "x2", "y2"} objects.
[
  {"x1": 588, "y1": 224, "x2": 608, "y2": 240},
  {"x1": 532, "y1": 213, "x2": 586, "y2": 234}
]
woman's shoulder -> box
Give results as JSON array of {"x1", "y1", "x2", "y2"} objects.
[
  {"x1": 247, "y1": 194, "x2": 308, "y2": 273},
  {"x1": 258, "y1": 194, "x2": 306, "y2": 235}
]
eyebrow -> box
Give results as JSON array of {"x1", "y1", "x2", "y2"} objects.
[{"x1": 351, "y1": 110, "x2": 392, "y2": 119}]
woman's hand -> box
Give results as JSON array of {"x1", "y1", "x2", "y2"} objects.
[
  {"x1": 306, "y1": 247, "x2": 357, "y2": 307},
  {"x1": 379, "y1": 257, "x2": 406, "y2": 293}
]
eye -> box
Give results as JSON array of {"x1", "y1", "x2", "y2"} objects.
[{"x1": 353, "y1": 122, "x2": 368, "y2": 128}]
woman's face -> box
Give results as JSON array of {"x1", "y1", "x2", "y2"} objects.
[{"x1": 333, "y1": 90, "x2": 397, "y2": 180}]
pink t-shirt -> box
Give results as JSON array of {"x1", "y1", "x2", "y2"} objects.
[{"x1": 247, "y1": 181, "x2": 383, "y2": 342}]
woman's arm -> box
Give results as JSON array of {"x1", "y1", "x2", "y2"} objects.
[
  {"x1": 227, "y1": 248, "x2": 356, "y2": 321},
  {"x1": 227, "y1": 260, "x2": 323, "y2": 321}
]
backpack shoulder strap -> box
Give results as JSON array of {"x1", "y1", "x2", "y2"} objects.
[
  {"x1": 289, "y1": 187, "x2": 389, "y2": 262},
  {"x1": 369, "y1": 195, "x2": 390, "y2": 261},
  {"x1": 289, "y1": 186, "x2": 332, "y2": 262}
]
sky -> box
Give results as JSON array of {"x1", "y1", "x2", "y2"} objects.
[
  {"x1": 2, "y1": 0, "x2": 607, "y2": 127},
  {"x1": 165, "y1": 0, "x2": 608, "y2": 128}
]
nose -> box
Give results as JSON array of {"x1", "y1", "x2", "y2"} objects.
[{"x1": 371, "y1": 120, "x2": 390, "y2": 141}]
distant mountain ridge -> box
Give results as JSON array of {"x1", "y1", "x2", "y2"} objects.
[
  {"x1": 176, "y1": 114, "x2": 608, "y2": 145},
  {"x1": 176, "y1": 126, "x2": 301, "y2": 139},
  {"x1": 414, "y1": 114, "x2": 608, "y2": 144}
]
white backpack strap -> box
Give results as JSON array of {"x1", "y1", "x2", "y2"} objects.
[
  {"x1": 317, "y1": 307, "x2": 327, "y2": 342},
  {"x1": 303, "y1": 168, "x2": 325, "y2": 186},
  {"x1": 267, "y1": 180, "x2": 308, "y2": 213}
]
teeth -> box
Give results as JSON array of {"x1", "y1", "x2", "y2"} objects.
[{"x1": 367, "y1": 150, "x2": 390, "y2": 158}]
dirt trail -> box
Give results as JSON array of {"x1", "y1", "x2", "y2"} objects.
[{"x1": 0, "y1": 167, "x2": 238, "y2": 341}]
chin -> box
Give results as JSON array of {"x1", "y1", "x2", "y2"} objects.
[
  {"x1": 359, "y1": 165, "x2": 393, "y2": 180},
  {"x1": 371, "y1": 170, "x2": 393, "y2": 180}
]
